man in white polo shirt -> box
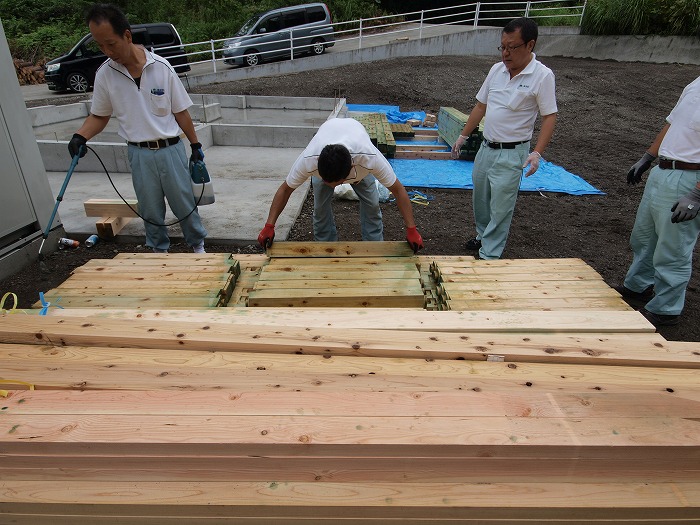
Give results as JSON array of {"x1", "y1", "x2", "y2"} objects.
[
  {"x1": 618, "y1": 75, "x2": 700, "y2": 328},
  {"x1": 451, "y1": 17, "x2": 557, "y2": 260},
  {"x1": 67, "y1": 3, "x2": 207, "y2": 254},
  {"x1": 257, "y1": 117, "x2": 424, "y2": 252}
]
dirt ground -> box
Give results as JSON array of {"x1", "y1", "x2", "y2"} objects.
[{"x1": 4, "y1": 55, "x2": 700, "y2": 342}]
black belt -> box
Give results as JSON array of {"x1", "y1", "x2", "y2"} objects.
[
  {"x1": 659, "y1": 158, "x2": 700, "y2": 171},
  {"x1": 127, "y1": 137, "x2": 180, "y2": 149},
  {"x1": 483, "y1": 139, "x2": 529, "y2": 149}
]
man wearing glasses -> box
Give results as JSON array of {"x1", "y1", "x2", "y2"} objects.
[
  {"x1": 258, "y1": 117, "x2": 424, "y2": 252},
  {"x1": 451, "y1": 17, "x2": 557, "y2": 260}
]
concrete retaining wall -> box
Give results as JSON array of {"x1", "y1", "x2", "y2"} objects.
[
  {"x1": 35, "y1": 94, "x2": 339, "y2": 172},
  {"x1": 184, "y1": 27, "x2": 700, "y2": 90}
]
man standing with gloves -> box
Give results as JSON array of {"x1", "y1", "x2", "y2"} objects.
[
  {"x1": 258, "y1": 117, "x2": 424, "y2": 253},
  {"x1": 619, "y1": 75, "x2": 700, "y2": 328},
  {"x1": 68, "y1": 3, "x2": 207, "y2": 254},
  {"x1": 451, "y1": 17, "x2": 557, "y2": 260}
]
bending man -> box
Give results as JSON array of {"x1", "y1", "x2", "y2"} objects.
[{"x1": 258, "y1": 118, "x2": 424, "y2": 252}]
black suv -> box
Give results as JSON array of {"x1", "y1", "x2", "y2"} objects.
[{"x1": 45, "y1": 23, "x2": 191, "y2": 93}]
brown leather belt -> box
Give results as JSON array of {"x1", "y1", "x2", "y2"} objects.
[
  {"x1": 659, "y1": 158, "x2": 700, "y2": 171},
  {"x1": 128, "y1": 137, "x2": 180, "y2": 150}
]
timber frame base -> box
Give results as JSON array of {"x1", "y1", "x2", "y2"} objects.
[{"x1": 2, "y1": 242, "x2": 699, "y2": 524}]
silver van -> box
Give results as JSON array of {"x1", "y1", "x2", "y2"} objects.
[{"x1": 222, "y1": 3, "x2": 335, "y2": 67}]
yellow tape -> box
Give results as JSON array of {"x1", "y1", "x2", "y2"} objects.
[{"x1": 0, "y1": 379, "x2": 35, "y2": 397}]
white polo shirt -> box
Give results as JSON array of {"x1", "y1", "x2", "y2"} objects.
[
  {"x1": 477, "y1": 53, "x2": 557, "y2": 143},
  {"x1": 90, "y1": 48, "x2": 192, "y2": 143},
  {"x1": 285, "y1": 118, "x2": 398, "y2": 189},
  {"x1": 659, "y1": 75, "x2": 700, "y2": 163}
]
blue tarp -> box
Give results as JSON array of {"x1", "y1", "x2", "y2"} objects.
[
  {"x1": 388, "y1": 158, "x2": 605, "y2": 196},
  {"x1": 347, "y1": 104, "x2": 603, "y2": 195},
  {"x1": 347, "y1": 104, "x2": 426, "y2": 124}
]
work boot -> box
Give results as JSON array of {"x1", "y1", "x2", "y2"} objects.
[
  {"x1": 640, "y1": 308, "x2": 680, "y2": 328},
  {"x1": 614, "y1": 284, "x2": 654, "y2": 309},
  {"x1": 465, "y1": 238, "x2": 481, "y2": 251}
]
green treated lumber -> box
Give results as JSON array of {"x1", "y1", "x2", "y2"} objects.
[{"x1": 267, "y1": 241, "x2": 415, "y2": 258}]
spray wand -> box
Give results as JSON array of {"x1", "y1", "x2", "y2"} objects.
[{"x1": 38, "y1": 149, "x2": 83, "y2": 264}]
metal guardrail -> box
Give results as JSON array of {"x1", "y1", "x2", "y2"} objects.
[{"x1": 158, "y1": 0, "x2": 586, "y2": 74}]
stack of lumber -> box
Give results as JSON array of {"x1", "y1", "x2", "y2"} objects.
[
  {"x1": 1, "y1": 242, "x2": 699, "y2": 523},
  {"x1": 432, "y1": 257, "x2": 630, "y2": 311},
  {"x1": 438, "y1": 106, "x2": 484, "y2": 160},
  {"x1": 35, "y1": 252, "x2": 240, "y2": 309},
  {"x1": 14, "y1": 58, "x2": 45, "y2": 85},
  {"x1": 352, "y1": 113, "x2": 396, "y2": 157},
  {"x1": 393, "y1": 127, "x2": 454, "y2": 160},
  {"x1": 245, "y1": 241, "x2": 425, "y2": 308}
]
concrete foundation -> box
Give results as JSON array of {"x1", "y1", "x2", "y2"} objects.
[{"x1": 33, "y1": 94, "x2": 347, "y2": 246}]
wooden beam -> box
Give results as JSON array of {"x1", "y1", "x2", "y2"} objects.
[
  {"x1": 2, "y1": 343, "x2": 697, "y2": 393},
  {"x1": 1, "y1": 317, "x2": 694, "y2": 368},
  {"x1": 36, "y1": 308, "x2": 656, "y2": 333},
  {"x1": 95, "y1": 216, "x2": 132, "y2": 238},
  {"x1": 267, "y1": 241, "x2": 415, "y2": 258},
  {"x1": 84, "y1": 199, "x2": 139, "y2": 218}
]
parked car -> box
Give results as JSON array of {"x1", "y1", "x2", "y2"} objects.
[
  {"x1": 45, "y1": 23, "x2": 191, "y2": 93},
  {"x1": 222, "y1": 3, "x2": 335, "y2": 67}
]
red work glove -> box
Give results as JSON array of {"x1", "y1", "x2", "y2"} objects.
[
  {"x1": 406, "y1": 226, "x2": 424, "y2": 253},
  {"x1": 258, "y1": 223, "x2": 275, "y2": 248}
]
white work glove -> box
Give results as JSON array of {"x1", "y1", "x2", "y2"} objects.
[
  {"x1": 523, "y1": 151, "x2": 541, "y2": 177},
  {"x1": 671, "y1": 186, "x2": 700, "y2": 223},
  {"x1": 451, "y1": 134, "x2": 468, "y2": 158}
]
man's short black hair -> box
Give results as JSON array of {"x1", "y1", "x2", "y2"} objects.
[
  {"x1": 318, "y1": 144, "x2": 352, "y2": 183},
  {"x1": 86, "y1": 3, "x2": 131, "y2": 36},
  {"x1": 504, "y1": 17, "x2": 538, "y2": 46}
]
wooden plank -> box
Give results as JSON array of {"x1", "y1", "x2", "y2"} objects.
[
  {"x1": 1, "y1": 481, "x2": 699, "y2": 520},
  {"x1": 4, "y1": 455, "x2": 699, "y2": 484},
  {"x1": 446, "y1": 296, "x2": 630, "y2": 310},
  {"x1": 394, "y1": 150, "x2": 454, "y2": 160},
  {"x1": 96, "y1": 216, "x2": 132, "y2": 238},
  {"x1": 1, "y1": 317, "x2": 695, "y2": 368},
  {"x1": 84, "y1": 199, "x2": 139, "y2": 218},
  {"x1": 259, "y1": 262, "x2": 419, "y2": 272},
  {"x1": 267, "y1": 241, "x2": 415, "y2": 258},
  {"x1": 6, "y1": 389, "x2": 700, "y2": 419},
  {"x1": 2, "y1": 343, "x2": 698, "y2": 393},
  {"x1": 4, "y1": 413, "x2": 700, "y2": 450},
  {"x1": 54, "y1": 271, "x2": 234, "y2": 282},
  {"x1": 437, "y1": 280, "x2": 614, "y2": 291},
  {"x1": 36, "y1": 308, "x2": 656, "y2": 333},
  {"x1": 256, "y1": 269, "x2": 420, "y2": 281},
  {"x1": 443, "y1": 288, "x2": 621, "y2": 300},
  {"x1": 71, "y1": 265, "x2": 231, "y2": 274},
  {"x1": 438, "y1": 271, "x2": 605, "y2": 282},
  {"x1": 51, "y1": 280, "x2": 229, "y2": 291},
  {"x1": 253, "y1": 278, "x2": 421, "y2": 290},
  {"x1": 31, "y1": 296, "x2": 221, "y2": 308},
  {"x1": 247, "y1": 294, "x2": 426, "y2": 308},
  {"x1": 265, "y1": 256, "x2": 417, "y2": 266}
]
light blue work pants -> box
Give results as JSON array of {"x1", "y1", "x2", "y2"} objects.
[
  {"x1": 311, "y1": 175, "x2": 384, "y2": 241},
  {"x1": 471, "y1": 142, "x2": 529, "y2": 259},
  {"x1": 128, "y1": 141, "x2": 207, "y2": 252},
  {"x1": 623, "y1": 166, "x2": 700, "y2": 315}
]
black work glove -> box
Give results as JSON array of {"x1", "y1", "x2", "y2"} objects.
[
  {"x1": 671, "y1": 186, "x2": 700, "y2": 223},
  {"x1": 627, "y1": 152, "x2": 656, "y2": 184},
  {"x1": 190, "y1": 142, "x2": 204, "y2": 163},
  {"x1": 68, "y1": 133, "x2": 87, "y2": 159}
]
